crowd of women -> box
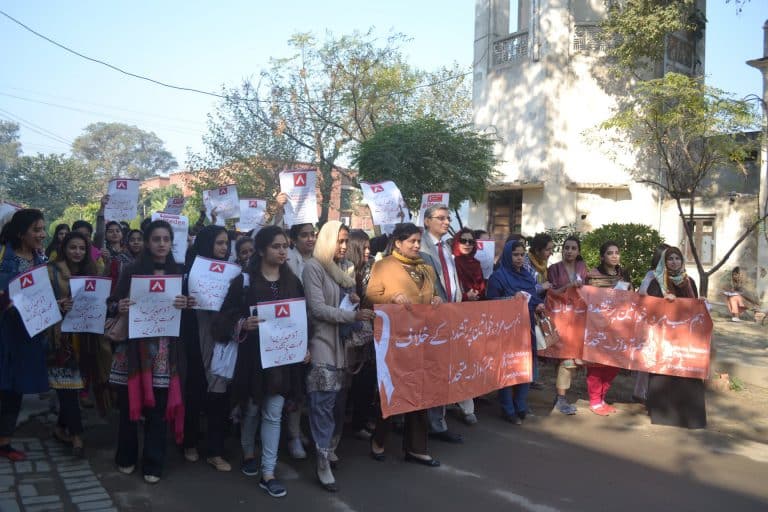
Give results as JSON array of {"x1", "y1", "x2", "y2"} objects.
[{"x1": 0, "y1": 199, "x2": 708, "y2": 498}]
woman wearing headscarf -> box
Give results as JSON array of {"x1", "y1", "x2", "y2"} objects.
[
  {"x1": 645, "y1": 246, "x2": 706, "y2": 429},
  {"x1": 181, "y1": 225, "x2": 234, "y2": 471},
  {"x1": 367, "y1": 223, "x2": 442, "y2": 466},
  {"x1": 487, "y1": 239, "x2": 544, "y2": 425},
  {"x1": 47, "y1": 231, "x2": 100, "y2": 456},
  {"x1": 303, "y1": 221, "x2": 375, "y2": 492},
  {"x1": 450, "y1": 227, "x2": 486, "y2": 425}
]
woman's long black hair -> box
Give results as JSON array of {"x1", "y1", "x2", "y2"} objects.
[
  {"x1": 184, "y1": 224, "x2": 229, "y2": 272},
  {"x1": 0, "y1": 209, "x2": 44, "y2": 250},
  {"x1": 45, "y1": 223, "x2": 70, "y2": 257},
  {"x1": 248, "y1": 225, "x2": 291, "y2": 281}
]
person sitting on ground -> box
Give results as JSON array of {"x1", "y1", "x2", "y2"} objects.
[{"x1": 722, "y1": 267, "x2": 759, "y2": 322}]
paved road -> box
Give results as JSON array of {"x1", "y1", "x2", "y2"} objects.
[{"x1": 4, "y1": 384, "x2": 768, "y2": 512}]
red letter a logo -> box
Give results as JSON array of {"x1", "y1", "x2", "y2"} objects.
[
  {"x1": 84, "y1": 279, "x2": 97, "y2": 292},
  {"x1": 149, "y1": 279, "x2": 165, "y2": 292},
  {"x1": 275, "y1": 304, "x2": 291, "y2": 318},
  {"x1": 293, "y1": 173, "x2": 307, "y2": 187}
]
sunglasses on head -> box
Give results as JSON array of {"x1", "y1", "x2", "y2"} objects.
[{"x1": 459, "y1": 237, "x2": 475, "y2": 246}]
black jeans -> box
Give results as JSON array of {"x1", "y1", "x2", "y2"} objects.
[
  {"x1": 349, "y1": 359, "x2": 377, "y2": 431},
  {"x1": 115, "y1": 386, "x2": 168, "y2": 477},
  {"x1": 0, "y1": 390, "x2": 22, "y2": 438},
  {"x1": 56, "y1": 389, "x2": 83, "y2": 435}
]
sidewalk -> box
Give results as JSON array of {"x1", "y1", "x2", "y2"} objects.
[{"x1": 710, "y1": 308, "x2": 768, "y2": 388}]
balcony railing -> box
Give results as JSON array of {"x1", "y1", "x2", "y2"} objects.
[
  {"x1": 493, "y1": 31, "x2": 529, "y2": 66},
  {"x1": 572, "y1": 23, "x2": 613, "y2": 54},
  {"x1": 665, "y1": 33, "x2": 696, "y2": 74}
]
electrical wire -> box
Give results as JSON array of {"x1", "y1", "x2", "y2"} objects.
[
  {"x1": 0, "y1": 108, "x2": 73, "y2": 145},
  {"x1": 0, "y1": 9, "x2": 471, "y2": 106}
]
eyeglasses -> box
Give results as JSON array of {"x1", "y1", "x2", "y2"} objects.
[
  {"x1": 459, "y1": 238, "x2": 475, "y2": 246},
  {"x1": 429, "y1": 216, "x2": 451, "y2": 222}
]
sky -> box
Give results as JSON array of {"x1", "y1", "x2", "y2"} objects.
[{"x1": 1, "y1": 1, "x2": 766, "y2": 170}]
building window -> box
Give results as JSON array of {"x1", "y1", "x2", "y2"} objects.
[
  {"x1": 340, "y1": 187, "x2": 355, "y2": 211},
  {"x1": 683, "y1": 216, "x2": 715, "y2": 265},
  {"x1": 488, "y1": 190, "x2": 523, "y2": 256}
]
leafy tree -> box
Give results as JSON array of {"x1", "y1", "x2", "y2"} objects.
[
  {"x1": 353, "y1": 118, "x2": 498, "y2": 221},
  {"x1": 6, "y1": 154, "x2": 96, "y2": 222},
  {"x1": 49, "y1": 201, "x2": 102, "y2": 236},
  {"x1": 601, "y1": 72, "x2": 760, "y2": 295},
  {"x1": 72, "y1": 122, "x2": 177, "y2": 187},
  {"x1": 0, "y1": 121, "x2": 22, "y2": 199},
  {"x1": 137, "y1": 184, "x2": 197, "y2": 220},
  {"x1": 601, "y1": 0, "x2": 705, "y2": 73},
  {"x1": 581, "y1": 223, "x2": 665, "y2": 289},
  {"x1": 190, "y1": 29, "x2": 471, "y2": 223}
]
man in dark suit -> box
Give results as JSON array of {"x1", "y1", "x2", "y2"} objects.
[{"x1": 419, "y1": 205, "x2": 474, "y2": 442}]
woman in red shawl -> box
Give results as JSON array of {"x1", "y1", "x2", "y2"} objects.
[
  {"x1": 451, "y1": 228, "x2": 486, "y2": 301},
  {"x1": 450, "y1": 227, "x2": 486, "y2": 425}
]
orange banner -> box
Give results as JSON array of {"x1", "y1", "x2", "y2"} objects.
[
  {"x1": 538, "y1": 287, "x2": 586, "y2": 360},
  {"x1": 373, "y1": 296, "x2": 532, "y2": 418},
  {"x1": 580, "y1": 287, "x2": 712, "y2": 379}
]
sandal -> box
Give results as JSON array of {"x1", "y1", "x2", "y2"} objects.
[
  {"x1": 206, "y1": 456, "x2": 232, "y2": 472},
  {"x1": 589, "y1": 403, "x2": 611, "y2": 416}
]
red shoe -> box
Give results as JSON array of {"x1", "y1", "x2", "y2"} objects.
[
  {"x1": 602, "y1": 403, "x2": 617, "y2": 414},
  {"x1": 0, "y1": 445, "x2": 27, "y2": 461},
  {"x1": 589, "y1": 404, "x2": 611, "y2": 416}
]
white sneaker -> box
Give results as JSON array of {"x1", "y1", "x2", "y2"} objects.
[
  {"x1": 143, "y1": 474, "x2": 160, "y2": 484},
  {"x1": 117, "y1": 465, "x2": 135, "y2": 475},
  {"x1": 288, "y1": 438, "x2": 307, "y2": 459},
  {"x1": 184, "y1": 447, "x2": 199, "y2": 462},
  {"x1": 731, "y1": 317, "x2": 742, "y2": 322}
]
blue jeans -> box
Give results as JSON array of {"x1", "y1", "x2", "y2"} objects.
[
  {"x1": 499, "y1": 383, "x2": 530, "y2": 418},
  {"x1": 241, "y1": 395, "x2": 285, "y2": 476},
  {"x1": 308, "y1": 390, "x2": 346, "y2": 450}
]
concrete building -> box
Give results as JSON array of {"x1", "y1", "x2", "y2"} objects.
[{"x1": 470, "y1": 0, "x2": 764, "y2": 301}]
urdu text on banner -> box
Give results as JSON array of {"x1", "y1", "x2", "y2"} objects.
[{"x1": 373, "y1": 296, "x2": 532, "y2": 418}]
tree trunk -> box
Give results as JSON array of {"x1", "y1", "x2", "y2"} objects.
[{"x1": 699, "y1": 272, "x2": 709, "y2": 298}]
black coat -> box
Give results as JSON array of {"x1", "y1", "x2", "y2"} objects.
[{"x1": 213, "y1": 266, "x2": 305, "y2": 406}]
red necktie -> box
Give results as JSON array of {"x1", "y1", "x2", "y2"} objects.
[{"x1": 437, "y1": 242, "x2": 452, "y2": 300}]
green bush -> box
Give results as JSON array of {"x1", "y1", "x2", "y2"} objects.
[{"x1": 581, "y1": 223, "x2": 665, "y2": 289}]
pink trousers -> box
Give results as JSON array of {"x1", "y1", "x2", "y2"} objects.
[{"x1": 586, "y1": 366, "x2": 620, "y2": 406}]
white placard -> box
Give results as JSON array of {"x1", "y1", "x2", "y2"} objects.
[
  {"x1": 279, "y1": 169, "x2": 318, "y2": 226},
  {"x1": 359, "y1": 181, "x2": 410, "y2": 226},
  {"x1": 128, "y1": 275, "x2": 183, "y2": 339},
  {"x1": 253, "y1": 298, "x2": 308, "y2": 369},
  {"x1": 474, "y1": 239, "x2": 496, "y2": 279},
  {"x1": 416, "y1": 192, "x2": 449, "y2": 227},
  {"x1": 187, "y1": 256, "x2": 242, "y2": 311},
  {"x1": 61, "y1": 276, "x2": 111, "y2": 334},
  {"x1": 163, "y1": 197, "x2": 187, "y2": 215},
  {"x1": 203, "y1": 184, "x2": 240, "y2": 222},
  {"x1": 236, "y1": 199, "x2": 268, "y2": 233},
  {"x1": 105, "y1": 178, "x2": 140, "y2": 222},
  {"x1": 450, "y1": 200, "x2": 470, "y2": 234},
  {"x1": 8, "y1": 265, "x2": 62, "y2": 337},
  {"x1": 150, "y1": 212, "x2": 189, "y2": 264},
  {"x1": 0, "y1": 200, "x2": 22, "y2": 226}
]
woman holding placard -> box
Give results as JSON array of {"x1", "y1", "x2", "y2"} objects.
[
  {"x1": 645, "y1": 247, "x2": 706, "y2": 429},
  {"x1": 108, "y1": 220, "x2": 194, "y2": 484},
  {"x1": 367, "y1": 222, "x2": 442, "y2": 466},
  {"x1": 47, "y1": 232, "x2": 99, "y2": 457},
  {"x1": 0, "y1": 209, "x2": 49, "y2": 461},
  {"x1": 585, "y1": 241, "x2": 633, "y2": 416},
  {"x1": 214, "y1": 225, "x2": 306, "y2": 498},
  {"x1": 303, "y1": 221, "x2": 375, "y2": 492},
  {"x1": 181, "y1": 225, "x2": 233, "y2": 471}
]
